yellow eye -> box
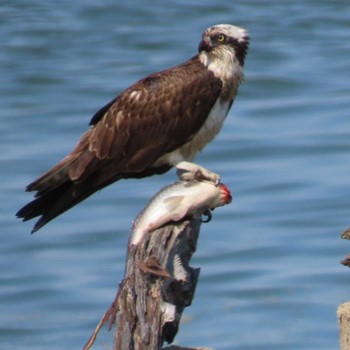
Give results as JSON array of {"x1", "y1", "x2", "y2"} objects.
[{"x1": 217, "y1": 34, "x2": 225, "y2": 42}]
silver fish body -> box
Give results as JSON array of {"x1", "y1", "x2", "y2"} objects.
[{"x1": 130, "y1": 180, "x2": 232, "y2": 246}]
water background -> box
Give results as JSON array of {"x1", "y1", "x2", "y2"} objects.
[{"x1": 2, "y1": 1, "x2": 350, "y2": 349}]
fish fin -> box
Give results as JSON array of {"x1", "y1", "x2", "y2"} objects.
[
  {"x1": 163, "y1": 195, "x2": 188, "y2": 221},
  {"x1": 163, "y1": 195, "x2": 185, "y2": 211}
]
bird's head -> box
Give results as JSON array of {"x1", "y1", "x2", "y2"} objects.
[{"x1": 198, "y1": 24, "x2": 249, "y2": 67}]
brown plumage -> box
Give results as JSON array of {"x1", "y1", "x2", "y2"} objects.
[{"x1": 17, "y1": 24, "x2": 249, "y2": 232}]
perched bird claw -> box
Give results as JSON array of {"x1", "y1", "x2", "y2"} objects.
[{"x1": 176, "y1": 161, "x2": 220, "y2": 185}]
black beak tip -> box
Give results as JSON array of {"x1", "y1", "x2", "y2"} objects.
[{"x1": 198, "y1": 39, "x2": 212, "y2": 53}]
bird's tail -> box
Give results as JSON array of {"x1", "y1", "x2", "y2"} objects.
[
  {"x1": 17, "y1": 181, "x2": 98, "y2": 233},
  {"x1": 16, "y1": 150, "x2": 172, "y2": 233},
  {"x1": 16, "y1": 154, "x2": 106, "y2": 233}
]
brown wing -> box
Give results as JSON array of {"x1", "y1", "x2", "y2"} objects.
[
  {"x1": 17, "y1": 55, "x2": 222, "y2": 232},
  {"x1": 32, "y1": 55, "x2": 222, "y2": 191},
  {"x1": 75, "y1": 56, "x2": 222, "y2": 177}
]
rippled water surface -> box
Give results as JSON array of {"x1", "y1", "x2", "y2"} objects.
[{"x1": 2, "y1": 1, "x2": 350, "y2": 349}]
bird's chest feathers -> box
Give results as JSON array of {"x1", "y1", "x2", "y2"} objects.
[
  {"x1": 192, "y1": 98, "x2": 229, "y2": 147},
  {"x1": 178, "y1": 98, "x2": 230, "y2": 160},
  {"x1": 153, "y1": 98, "x2": 230, "y2": 166}
]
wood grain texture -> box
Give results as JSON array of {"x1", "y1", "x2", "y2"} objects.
[{"x1": 113, "y1": 217, "x2": 202, "y2": 350}]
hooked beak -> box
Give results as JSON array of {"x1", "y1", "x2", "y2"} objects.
[{"x1": 198, "y1": 37, "x2": 212, "y2": 52}]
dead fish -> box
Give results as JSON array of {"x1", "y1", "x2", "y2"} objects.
[{"x1": 130, "y1": 180, "x2": 232, "y2": 246}]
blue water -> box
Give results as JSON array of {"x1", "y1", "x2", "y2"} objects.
[{"x1": 2, "y1": 1, "x2": 350, "y2": 349}]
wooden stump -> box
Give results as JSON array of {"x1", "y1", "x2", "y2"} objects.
[
  {"x1": 84, "y1": 162, "x2": 227, "y2": 350},
  {"x1": 113, "y1": 216, "x2": 203, "y2": 350},
  {"x1": 338, "y1": 301, "x2": 350, "y2": 350}
]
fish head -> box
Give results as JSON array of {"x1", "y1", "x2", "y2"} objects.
[
  {"x1": 213, "y1": 183, "x2": 232, "y2": 208},
  {"x1": 219, "y1": 183, "x2": 232, "y2": 204}
]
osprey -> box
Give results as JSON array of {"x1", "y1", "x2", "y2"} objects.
[{"x1": 17, "y1": 24, "x2": 249, "y2": 233}]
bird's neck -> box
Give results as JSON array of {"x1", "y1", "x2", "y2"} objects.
[{"x1": 199, "y1": 50, "x2": 244, "y2": 100}]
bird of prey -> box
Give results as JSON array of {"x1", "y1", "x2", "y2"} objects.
[{"x1": 16, "y1": 24, "x2": 249, "y2": 233}]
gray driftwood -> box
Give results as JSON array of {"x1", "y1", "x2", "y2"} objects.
[
  {"x1": 83, "y1": 216, "x2": 213, "y2": 350},
  {"x1": 338, "y1": 301, "x2": 350, "y2": 350},
  {"x1": 113, "y1": 216, "x2": 204, "y2": 350}
]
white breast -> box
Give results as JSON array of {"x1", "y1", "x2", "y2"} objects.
[
  {"x1": 181, "y1": 98, "x2": 230, "y2": 158},
  {"x1": 155, "y1": 97, "x2": 230, "y2": 166}
]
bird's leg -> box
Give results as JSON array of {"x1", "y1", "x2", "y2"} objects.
[{"x1": 176, "y1": 161, "x2": 220, "y2": 185}]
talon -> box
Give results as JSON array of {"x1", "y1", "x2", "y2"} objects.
[{"x1": 201, "y1": 209, "x2": 212, "y2": 223}]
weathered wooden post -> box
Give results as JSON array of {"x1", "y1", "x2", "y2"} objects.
[
  {"x1": 114, "y1": 217, "x2": 202, "y2": 350},
  {"x1": 83, "y1": 162, "x2": 229, "y2": 350},
  {"x1": 338, "y1": 229, "x2": 350, "y2": 350},
  {"x1": 338, "y1": 302, "x2": 350, "y2": 350}
]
